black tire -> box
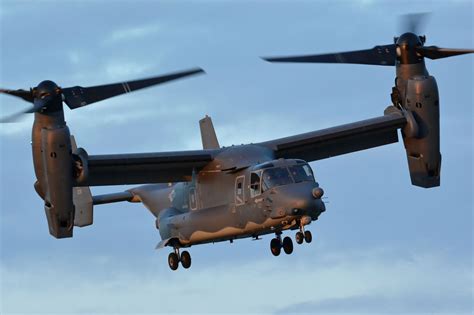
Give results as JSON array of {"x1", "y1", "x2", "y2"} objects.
[
  {"x1": 295, "y1": 231, "x2": 304, "y2": 244},
  {"x1": 168, "y1": 252, "x2": 179, "y2": 271},
  {"x1": 270, "y1": 238, "x2": 281, "y2": 256},
  {"x1": 181, "y1": 250, "x2": 191, "y2": 269},
  {"x1": 282, "y1": 236, "x2": 293, "y2": 255},
  {"x1": 304, "y1": 230, "x2": 312, "y2": 243}
]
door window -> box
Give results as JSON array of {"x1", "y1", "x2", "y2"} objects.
[
  {"x1": 189, "y1": 187, "x2": 197, "y2": 210},
  {"x1": 235, "y1": 176, "x2": 245, "y2": 205}
]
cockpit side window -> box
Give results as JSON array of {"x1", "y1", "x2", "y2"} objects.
[
  {"x1": 250, "y1": 172, "x2": 261, "y2": 198},
  {"x1": 289, "y1": 164, "x2": 315, "y2": 183}
]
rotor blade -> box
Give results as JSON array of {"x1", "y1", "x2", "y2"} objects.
[
  {"x1": 399, "y1": 13, "x2": 430, "y2": 34},
  {"x1": 0, "y1": 109, "x2": 31, "y2": 123},
  {"x1": 263, "y1": 44, "x2": 397, "y2": 66},
  {"x1": 0, "y1": 99, "x2": 46, "y2": 123},
  {"x1": 62, "y1": 67, "x2": 205, "y2": 109},
  {"x1": 417, "y1": 46, "x2": 474, "y2": 60},
  {"x1": 0, "y1": 88, "x2": 34, "y2": 103}
]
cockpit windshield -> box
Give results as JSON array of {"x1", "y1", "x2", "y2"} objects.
[
  {"x1": 289, "y1": 164, "x2": 314, "y2": 183},
  {"x1": 262, "y1": 167, "x2": 293, "y2": 191},
  {"x1": 250, "y1": 162, "x2": 315, "y2": 195}
]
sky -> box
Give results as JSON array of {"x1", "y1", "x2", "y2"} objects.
[{"x1": 0, "y1": 0, "x2": 472, "y2": 314}]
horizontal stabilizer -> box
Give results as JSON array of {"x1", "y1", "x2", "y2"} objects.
[{"x1": 155, "y1": 238, "x2": 172, "y2": 250}]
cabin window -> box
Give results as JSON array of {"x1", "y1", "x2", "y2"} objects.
[
  {"x1": 250, "y1": 172, "x2": 261, "y2": 197},
  {"x1": 289, "y1": 164, "x2": 315, "y2": 183},
  {"x1": 262, "y1": 167, "x2": 293, "y2": 191},
  {"x1": 189, "y1": 187, "x2": 197, "y2": 210},
  {"x1": 235, "y1": 176, "x2": 245, "y2": 205}
]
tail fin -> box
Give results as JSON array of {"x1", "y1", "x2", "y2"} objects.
[{"x1": 199, "y1": 115, "x2": 220, "y2": 149}]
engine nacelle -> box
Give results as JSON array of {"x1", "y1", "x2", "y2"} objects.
[
  {"x1": 402, "y1": 75, "x2": 441, "y2": 188},
  {"x1": 41, "y1": 126, "x2": 75, "y2": 238}
]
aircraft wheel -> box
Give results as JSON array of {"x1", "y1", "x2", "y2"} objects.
[
  {"x1": 168, "y1": 252, "x2": 179, "y2": 271},
  {"x1": 282, "y1": 236, "x2": 293, "y2": 255},
  {"x1": 270, "y1": 238, "x2": 281, "y2": 256},
  {"x1": 304, "y1": 230, "x2": 312, "y2": 243},
  {"x1": 295, "y1": 231, "x2": 304, "y2": 244},
  {"x1": 180, "y1": 251, "x2": 191, "y2": 269}
]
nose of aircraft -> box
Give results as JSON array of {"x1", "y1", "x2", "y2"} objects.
[{"x1": 271, "y1": 182, "x2": 325, "y2": 218}]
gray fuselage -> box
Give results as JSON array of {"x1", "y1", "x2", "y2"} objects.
[{"x1": 130, "y1": 145, "x2": 326, "y2": 248}]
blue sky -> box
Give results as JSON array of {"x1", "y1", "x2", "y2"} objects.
[{"x1": 0, "y1": 0, "x2": 472, "y2": 314}]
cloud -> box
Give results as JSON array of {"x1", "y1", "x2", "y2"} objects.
[
  {"x1": 1, "y1": 247, "x2": 471, "y2": 314},
  {"x1": 0, "y1": 113, "x2": 33, "y2": 137},
  {"x1": 354, "y1": 0, "x2": 376, "y2": 7},
  {"x1": 104, "y1": 60, "x2": 155, "y2": 79},
  {"x1": 276, "y1": 293, "x2": 472, "y2": 314},
  {"x1": 67, "y1": 51, "x2": 83, "y2": 66},
  {"x1": 104, "y1": 24, "x2": 161, "y2": 45}
]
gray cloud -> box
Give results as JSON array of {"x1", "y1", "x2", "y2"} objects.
[
  {"x1": 275, "y1": 293, "x2": 473, "y2": 314},
  {"x1": 104, "y1": 23, "x2": 162, "y2": 45},
  {"x1": 1, "y1": 248, "x2": 471, "y2": 314}
]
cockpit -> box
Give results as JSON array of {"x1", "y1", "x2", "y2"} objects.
[{"x1": 249, "y1": 160, "x2": 315, "y2": 197}]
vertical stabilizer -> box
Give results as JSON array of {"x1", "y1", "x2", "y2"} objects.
[{"x1": 199, "y1": 115, "x2": 220, "y2": 149}]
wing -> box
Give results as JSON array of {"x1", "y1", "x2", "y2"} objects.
[
  {"x1": 77, "y1": 149, "x2": 218, "y2": 186},
  {"x1": 258, "y1": 111, "x2": 407, "y2": 162}
]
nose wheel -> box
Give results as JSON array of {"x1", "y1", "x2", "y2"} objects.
[
  {"x1": 295, "y1": 231, "x2": 304, "y2": 244},
  {"x1": 270, "y1": 232, "x2": 294, "y2": 256},
  {"x1": 295, "y1": 224, "x2": 313, "y2": 244},
  {"x1": 168, "y1": 247, "x2": 192, "y2": 270}
]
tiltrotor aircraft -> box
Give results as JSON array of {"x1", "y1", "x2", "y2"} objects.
[{"x1": 1, "y1": 17, "x2": 473, "y2": 270}]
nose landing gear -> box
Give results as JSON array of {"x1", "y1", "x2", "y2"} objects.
[
  {"x1": 270, "y1": 232, "x2": 294, "y2": 256},
  {"x1": 295, "y1": 221, "x2": 313, "y2": 244},
  {"x1": 168, "y1": 247, "x2": 192, "y2": 270},
  {"x1": 295, "y1": 231, "x2": 304, "y2": 244}
]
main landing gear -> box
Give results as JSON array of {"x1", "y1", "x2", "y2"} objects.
[
  {"x1": 270, "y1": 232, "x2": 294, "y2": 256},
  {"x1": 168, "y1": 247, "x2": 191, "y2": 271}
]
